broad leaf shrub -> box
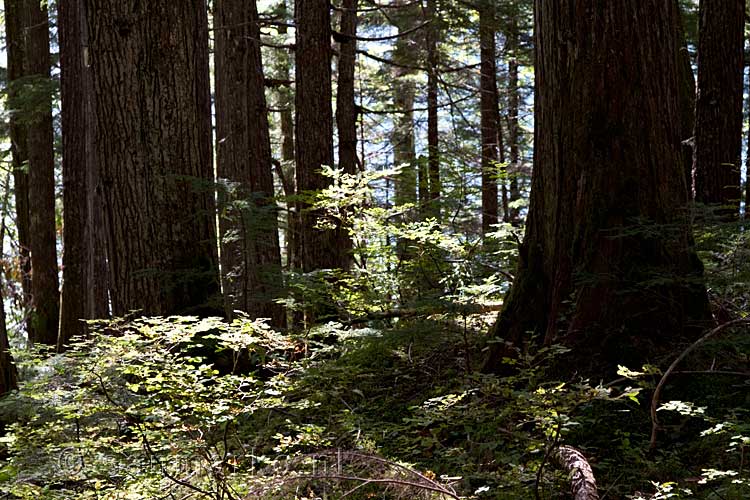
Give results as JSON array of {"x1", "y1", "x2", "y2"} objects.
[{"x1": 0, "y1": 315, "x2": 306, "y2": 499}]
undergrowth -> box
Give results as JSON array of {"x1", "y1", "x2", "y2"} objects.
[{"x1": 0, "y1": 308, "x2": 747, "y2": 499}]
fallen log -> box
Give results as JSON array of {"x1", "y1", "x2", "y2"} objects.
[{"x1": 552, "y1": 445, "x2": 599, "y2": 500}]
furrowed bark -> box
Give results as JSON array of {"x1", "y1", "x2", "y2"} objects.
[
  {"x1": 485, "y1": 0, "x2": 710, "y2": 375},
  {"x1": 215, "y1": 0, "x2": 285, "y2": 326},
  {"x1": 295, "y1": 0, "x2": 347, "y2": 273},
  {"x1": 87, "y1": 0, "x2": 219, "y2": 316},
  {"x1": 26, "y1": 0, "x2": 60, "y2": 345},
  {"x1": 692, "y1": 0, "x2": 744, "y2": 217}
]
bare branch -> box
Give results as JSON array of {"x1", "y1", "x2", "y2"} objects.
[
  {"x1": 333, "y1": 20, "x2": 429, "y2": 42},
  {"x1": 264, "y1": 77, "x2": 293, "y2": 88},
  {"x1": 650, "y1": 318, "x2": 750, "y2": 450}
]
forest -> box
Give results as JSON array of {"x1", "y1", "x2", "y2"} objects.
[{"x1": 0, "y1": 0, "x2": 748, "y2": 498}]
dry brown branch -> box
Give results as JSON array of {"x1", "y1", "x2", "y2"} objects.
[{"x1": 243, "y1": 450, "x2": 459, "y2": 499}]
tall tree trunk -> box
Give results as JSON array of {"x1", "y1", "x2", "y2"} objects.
[
  {"x1": 215, "y1": 0, "x2": 285, "y2": 326},
  {"x1": 3, "y1": 0, "x2": 32, "y2": 325},
  {"x1": 675, "y1": 1, "x2": 696, "y2": 196},
  {"x1": 336, "y1": 0, "x2": 359, "y2": 177},
  {"x1": 295, "y1": 0, "x2": 346, "y2": 272},
  {"x1": 335, "y1": 0, "x2": 358, "y2": 269},
  {"x1": 81, "y1": 0, "x2": 109, "y2": 321},
  {"x1": 391, "y1": 2, "x2": 419, "y2": 209},
  {"x1": 59, "y1": 0, "x2": 90, "y2": 348},
  {"x1": 486, "y1": 0, "x2": 710, "y2": 375},
  {"x1": 87, "y1": 0, "x2": 219, "y2": 316},
  {"x1": 85, "y1": 34, "x2": 110, "y2": 322},
  {"x1": 692, "y1": 0, "x2": 744, "y2": 217},
  {"x1": 0, "y1": 175, "x2": 18, "y2": 395},
  {"x1": 425, "y1": 0, "x2": 440, "y2": 219},
  {"x1": 499, "y1": 118, "x2": 510, "y2": 223},
  {"x1": 506, "y1": 12, "x2": 521, "y2": 225},
  {"x1": 479, "y1": 6, "x2": 499, "y2": 234},
  {"x1": 393, "y1": 80, "x2": 417, "y2": 207},
  {"x1": 25, "y1": 0, "x2": 59, "y2": 345},
  {"x1": 274, "y1": 0, "x2": 300, "y2": 273}
]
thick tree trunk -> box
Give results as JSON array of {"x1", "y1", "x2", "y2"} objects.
[
  {"x1": 486, "y1": 0, "x2": 710, "y2": 375},
  {"x1": 692, "y1": 0, "x2": 744, "y2": 217},
  {"x1": 25, "y1": 0, "x2": 59, "y2": 345},
  {"x1": 335, "y1": 0, "x2": 358, "y2": 269},
  {"x1": 215, "y1": 0, "x2": 285, "y2": 326},
  {"x1": 85, "y1": 38, "x2": 110, "y2": 323},
  {"x1": 506, "y1": 13, "x2": 521, "y2": 225},
  {"x1": 3, "y1": 0, "x2": 32, "y2": 323},
  {"x1": 87, "y1": 0, "x2": 219, "y2": 316},
  {"x1": 295, "y1": 0, "x2": 347, "y2": 272},
  {"x1": 479, "y1": 6, "x2": 499, "y2": 234},
  {"x1": 59, "y1": 0, "x2": 90, "y2": 348},
  {"x1": 82, "y1": 0, "x2": 109, "y2": 321},
  {"x1": 426, "y1": 0, "x2": 440, "y2": 219}
]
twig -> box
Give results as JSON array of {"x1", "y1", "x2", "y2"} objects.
[
  {"x1": 649, "y1": 319, "x2": 750, "y2": 450},
  {"x1": 333, "y1": 20, "x2": 430, "y2": 42},
  {"x1": 535, "y1": 419, "x2": 563, "y2": 500}
]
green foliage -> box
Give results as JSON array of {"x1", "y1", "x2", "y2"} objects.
[
  {"x1": 287, "y1": 165, "x2": 516, "y2": 320},
  {"x1": 5, "y1": 75, "x2": 58, "y2": 127},
  {"x1": 0, "y1": 316, "x2": 302, "y2": 499}
]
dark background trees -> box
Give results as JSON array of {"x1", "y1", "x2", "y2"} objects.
[
  {"x1": 692, "y1": 0, "x2": 745, "y2": 217},
  {"x1": 0, "y1": 0, "x2": 743, "y2": 379},
  {"x1": 0, "y1": 0, "x2": 743, "y2": 370}
]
